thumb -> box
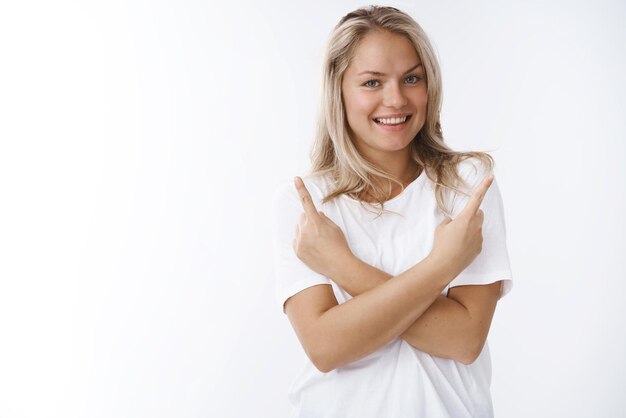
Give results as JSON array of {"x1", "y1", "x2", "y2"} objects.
[{"x1": 440, "y1": 216, "x2": 452, "y2": 226}]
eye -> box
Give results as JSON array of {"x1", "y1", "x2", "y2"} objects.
[
  {"x1": 363, "y1": 79, "x2": 380, "y2": 88},
  {"x1": 405, "y1": 75, "x2": 421, "y2": 84}
]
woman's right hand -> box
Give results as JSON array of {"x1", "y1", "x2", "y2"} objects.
[{"x1": 428, "y1": 175, "x2": 494, "y2": 279}]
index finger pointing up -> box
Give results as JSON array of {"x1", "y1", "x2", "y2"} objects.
[
  {"x1": 458, "y1": 174, "x2": 494, "y2": 219},
  {"x1": 294, "y1": 176, "x2": 319, "y2": 218}
]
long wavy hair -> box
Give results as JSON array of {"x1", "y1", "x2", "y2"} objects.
[{"x1": 306, "y1": 5, "x2": 493, "y2": 216}]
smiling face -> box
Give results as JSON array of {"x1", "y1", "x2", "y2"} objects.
[{"x1": 341, "y1": 30, "x2": 427, "y2": 164}]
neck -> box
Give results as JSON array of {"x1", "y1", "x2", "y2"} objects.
[
  {"x1": 357, "y1": 151, "x2": 422, "y2": 202},
  {"x1": 369, "y1": 153, "x2": 420, "y2": 187}
]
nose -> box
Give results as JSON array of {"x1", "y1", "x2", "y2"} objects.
[{"x1": 382, "y1": 82, "x2": 408, "y2": 109}]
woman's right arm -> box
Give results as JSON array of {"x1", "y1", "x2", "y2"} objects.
[
  {"x1": 319, "y1": 256, "x2": 501, "y2": 365},
  {"x1": 285, "y1": 175, "x2": 493, "y2": 372},
  {"x1": 285, "y1": 254, "x2": 451, "y2": 373}
]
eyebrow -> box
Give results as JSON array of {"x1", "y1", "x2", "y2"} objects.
[{"x1": 357, "y1": 63, "x2": 423, "y2": 77}]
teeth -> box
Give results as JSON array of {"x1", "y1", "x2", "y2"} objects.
[{"x1": 375, "y1": 116, "x2": 408, "y2": 125}]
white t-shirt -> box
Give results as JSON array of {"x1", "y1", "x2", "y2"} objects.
[{"x1": 271, "y1": 158, "x2": 514, "y2": 418}]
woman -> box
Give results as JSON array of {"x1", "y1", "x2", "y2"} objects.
[{"x1": 272, "y1": 6, "x2": 513, "y2": 417}]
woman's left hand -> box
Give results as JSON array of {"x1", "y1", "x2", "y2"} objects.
[{"x1": 292, "y1": 176, "x2": 354, "y2": 279}]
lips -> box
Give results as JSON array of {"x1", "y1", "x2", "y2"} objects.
[
  {"x1": 372, "y1": 113, "x2": 412, "y2": 119},
  {"x1": 373, "y1": 114, "x2": 412, "y2": 125}
]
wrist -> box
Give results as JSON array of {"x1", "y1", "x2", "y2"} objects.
[
  {"x1": 423, "y1": 253, "x2": 458, "y2": 285},
  {"x1": 328, "y1": 250, "x2": 359, "y2": 284}
]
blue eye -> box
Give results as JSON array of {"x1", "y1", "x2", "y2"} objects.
[
  {"x1": 405, "y1": 75, "x2": 420, "y2": 84},
  {"x1": 363, "y1": 75, "x2": 422, "y2": 88}
]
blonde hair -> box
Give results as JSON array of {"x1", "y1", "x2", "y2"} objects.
[{"x1": 307, "y1": 5, "x2": 493, "y2": 216}]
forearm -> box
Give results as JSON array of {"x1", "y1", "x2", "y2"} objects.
[
  {"x1": 330, "y1": 255, "x2": 474, "y2": 362},
  {"x1": 315, "y1": 255, "x2": 450, "y2": 372}
]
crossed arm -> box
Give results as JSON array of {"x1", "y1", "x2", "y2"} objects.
[
  {"x1": 329, "y1": 254, "x2": 502, "y2": 364},
  {"x1": 290, "y1": 175, "x2": 502, "y2": 366}
]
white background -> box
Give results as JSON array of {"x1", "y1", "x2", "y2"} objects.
[{"x1": 1, "y1": 0, "x2": 625, "y2": 417}]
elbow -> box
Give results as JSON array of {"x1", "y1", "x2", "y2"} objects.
[
  {"x1": 312, "y1": 359, "x2": 334, "y2": 374},
  {"x1": 302, "y1": 320, "x2": 338, "y2": 373},
  {"x1": 457, "y1": 338, "x2": 485, "y2": 365},
  {"x1": 310, "y1": 347, "x2": 336, "y2": 373},
  {"x1": 458, "y1": 352, "x2": 478, "y2": 366},
  {"x1": 308, "y1": 337, "x2": 341, "y2": 373}
]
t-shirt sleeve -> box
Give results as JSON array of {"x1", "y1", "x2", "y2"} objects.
[
  {"x1": 447, "y1": 159, "x2": 514, "y2": 299},
  {"x1": 271, "y1": 180, "x2": 332, "y2": 314}
]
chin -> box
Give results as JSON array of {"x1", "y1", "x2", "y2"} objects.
[{"x1": 377, "y1": 140, "x2": 413, "y2": 152}]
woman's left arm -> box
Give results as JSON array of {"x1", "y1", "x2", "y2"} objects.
[
  {"x1": 330, "y1": 254, "x2": 500, "y2": 365},
  {"x1": 297, "y1": 207, "x2": 500, "y2": 364},
  {"x1": 293, "y1": 178, "x2": 502, "y2": 365}
]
